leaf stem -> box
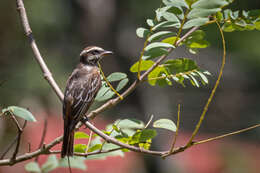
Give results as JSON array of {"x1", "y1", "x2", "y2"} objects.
[
  {"x1": 186, "y1": 20, "x2": 226, "y2": 147},
  {"x1": 98, "y1": 63, "x2": 123, "y2": 100}
]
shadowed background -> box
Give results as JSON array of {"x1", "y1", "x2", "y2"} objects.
[{"x1": 0, "y1": 0, "x2": 260, "y2": 173}]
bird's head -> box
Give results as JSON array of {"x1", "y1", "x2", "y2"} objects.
[{"x1": 79, "y1": 46, "x2": 113, "y2": 65}]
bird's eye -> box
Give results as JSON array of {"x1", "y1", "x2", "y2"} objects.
[{"x1": 93, "y1": 50, "x2": 99, "y2": 55}]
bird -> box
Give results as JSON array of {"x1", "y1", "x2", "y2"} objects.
[{"x1": 61, "y1": 46, "x2": 113, "y2": 158}]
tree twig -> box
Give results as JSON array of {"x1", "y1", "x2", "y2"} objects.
[
  {"x1": 0, "y1": 135, "x2": 19, "y2": 159},
  {"x1": 35, "y1": 118, "x2": 48, "y2": 162},
  {"x1": 185, "y1": 21, "x2": 226, "y2": 147},
  {"x1": 10, "y1": 115, "x2": 27, "y2": 164},
  {"x1": 16, "y1": 0, "x2": 63, "y2": 101}
]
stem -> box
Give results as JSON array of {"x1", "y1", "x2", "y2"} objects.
[{"x1": 186, "y1": 21, "x2": 226, "y2": 147}]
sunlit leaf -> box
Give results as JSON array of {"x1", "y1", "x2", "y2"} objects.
[
  {"x1": 153, "y1": 119, "x2": 177, "y2": 132},
  {"x1": 59, "y1": 157, "x2": 87, "y2": 170},
  {"x1": 148, "y1": 31, "x2": 176, "y2": 42},
  {"x1": 147, "y1": 19, "x2": 155, "y2": 27},
  {"x1": 162, "y1": 0, "x2": 189, "y2": 9},
  {"x1": 74, "y1": 144, "x2": 87, "y2": 153},
  {"x1": 136, "y1": 27, "x2": 150, "y2": 38},
  {"x1": 25, "y1": 162, "x2": 41, "y2": 173},
  {"x1": 143, "y1": 48, "x2": 169, "y2": 60},
  {"x1": 163, "y1": 12, "x2": 180, "y2": 23},
  {"x1": 87, "y1": 144, "x2": 102, "y2": 152},
  {"x1": 191, "y1": 0, "x2": 229, "y2": 9},
  {"x1": 3, "y1": 106, "x2": 36, "y2": 122},
  {"x1": 118, "y1": 119, "x2": 145, "y2": 129},
  {"x1": 145, "y1": 42, "x2": 175, "y2": 51},
  {"x1": 41, "y1": 155, "x2": 59, "y2": 173},
  {"x1": 130, "y1": 60, "x2": 154, "y2": 73},
  {"x1": 75, "y1": 131, "x2": 90, "y2": 139},
  {"x1": 188, "y1": 8, "x2": 221, "y2": 19},
  {"x1": 107, "y1": 72, "x2": 127, "y2": 82},
  {"x1": 116, "y1": 78, "x2": 129, "y2": 91},
  {"x1": 139, "y1": 129, "x2": 157, "y2": 142},
  {"x1": 183, "y1": 17, "x2": 209, "y2": 29}
]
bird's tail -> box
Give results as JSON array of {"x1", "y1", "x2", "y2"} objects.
[{"x1": 61, "y1": 126, "x2": 74, "y2": 158}]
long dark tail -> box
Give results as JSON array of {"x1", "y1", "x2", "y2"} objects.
[{"x1": 61, "y1": 126, "x2": 74, "y2": 158}]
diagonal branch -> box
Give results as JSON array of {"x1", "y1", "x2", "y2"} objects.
[
  {"x1": 10, "y1": 116, "x2": 27, "y2": 162},
  {"x1": 16, "y1": 0, "x2": 63, "y2": 101}
]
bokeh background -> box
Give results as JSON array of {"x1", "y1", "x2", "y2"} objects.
[{"x1": 0, "y1": 0, "x2": 260, "y2": 173}]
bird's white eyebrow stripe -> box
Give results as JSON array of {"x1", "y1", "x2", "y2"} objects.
[{"x1": 80, "y1": 47, "x2": 104, "y2": 56}]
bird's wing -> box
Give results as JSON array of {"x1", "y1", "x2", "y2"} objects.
[{"x1": 63, "y1": 71, "x2": 101, "y2": 129}]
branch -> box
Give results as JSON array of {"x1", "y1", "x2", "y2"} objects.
[
  {"x1": 0, "y1": 136, "x2": 63, "y2": 166},
  {"x1": 185, "y1": 21, "x2": 226, "y2": 147},
  {"x1": 16, "y1": 0, "x2": 63, "y2": 101},
  {"x1": 35, "y1": 118, "x2": 48, "y2": 162},
  {"x1": 10, "y1": 116, "x2": 27, "y2": 163}
]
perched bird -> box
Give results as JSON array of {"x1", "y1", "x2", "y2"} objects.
[{"x1": 61, "y1": 46, "x2": 113, "y2": 158}]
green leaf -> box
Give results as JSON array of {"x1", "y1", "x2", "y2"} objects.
[
  {"x1": 130, "y1": 60, "x2": 154, "y2": 73},
  {"x1": 145, "y1": 42, "x2": 175, "y2": 51},
  {"x1": 147, "y1": 19, "x2": 155, "y2": 27},
  {"x1": 222, "y1": 22, "x2": 235, "y2": 32},
  {"x1": 74, "y1": 144, "x2": 87, "y2": 153},
  {"x1": 4, "y1": 106, "x2": 36, "y2": 122},
  {"x1": 148, "y1": 31, "x2": 175, "y2": 42},
  {"x1": 107, "y1": 72, "x2": 127, "y2": 82},
  {"x1": 41, "y1": 155, "x2": 59, "y2": 173},
  {"x1": 148, "y1": 66, "x2": 168, "y2": 86},
  {"x1": 188, "y1": 74, "x2": 200, "y2": 87},
  {"x1": 188, "y1": 8, "x2": 221, "y2": 19},
  {"x1": 59, "y1": 157, "x2": 87, "y2": 170},
  {"x1": 255, "y1": 21, "x2": 260, "y2": 30},
  {"x1": 87, "y1": 144, "x2": 102, "y2": 152},
  {"x1": 196, "y1": 71, "x2": 209, "y2": 84},
  {"x1": 136, "y1": 27, "x2": 150, "y2": 38},
  {"x1": 162, "y1": 12, "x2": 180, "y2": 23},
  {"x1": 152, "y1": 21, "x2": 181, "y2": 31},
  {"x1": 183, "y1": 17, "x2": 209, "y2": 29},
  {"x1": 25, "y1": 162, "x2": 41, "y2": 173},
  {"x1": 188, "y1": 40, "x2": 209, "y2": 48},
  {"x1": 162, "y1": 36, "x2": 178, "y2": 45},
  {"x1": 116, "y1": 78, "x2": 129, "y2": 91},
  {"x1": 139, "y1": 129, "x2": 157, "y2": 142},
  {"x1": 95, "y1": 86, "x2": 110, "y2": 101},
  {"x1": 153, "y1": 119, "x2": 177, "y2": 132},
  {"x1": 95, "y1": 90, "x2": 115, "y2": 102},
  {"x1": 118, "y1": 119, "x2": 145, "y2": 129},
  {"x1": 74, "y1": 131, "x2": 89, "y2": 139},
  {"x1": 164, "y1": 58, "x2": 198, "y2": 74},
  {"x1": 162, "y1": 0, "x2": 189, "y2": 9},
  {"x1": 191, "y1": 0, "x2": 229, "y2": 9},
  {"x1": 143, "y1": 48, "x2": 169, "y2": 60}
]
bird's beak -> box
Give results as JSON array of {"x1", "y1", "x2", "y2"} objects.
[{"x1": 101, "y1": 50, "x2": 113, "y2": 57}]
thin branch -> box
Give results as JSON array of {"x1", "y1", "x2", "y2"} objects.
[
  {"x1": 35, "y1": 118, "x2": 48, "y2": 162},
  {"x1": 162, "y1": 104, "x2": 181, "y2": 158},
  {"x1": 144, "y1": 114, "x2": 154, "y2": 129},
  {"x1": 16, "y1": 0, "x2": 63, "y2": 101},
  {"x1": 193, "y1": 124, "x2": 260, "y2": 145},
  {"x1": 185, "y1": 21, "x2": 226, "y2": 147},
  {"x1": 0, "y1": 135, "x2": 19, "y2": 159},
  {"x1": 170, "y1": 104, "x2": 181, "y2": 151},
  {"x1": 50, "y1": 147, "x2": 123, "y2": 157},
  {"x1": 0, "y1": 136, "x2": 63, "y2": 166},
  {"x1": 86, "y1": 129, "x2": 93, "y2": 153},
  {"x1": 10, "y1": 116, "x2": 27, "y2": 163}
]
